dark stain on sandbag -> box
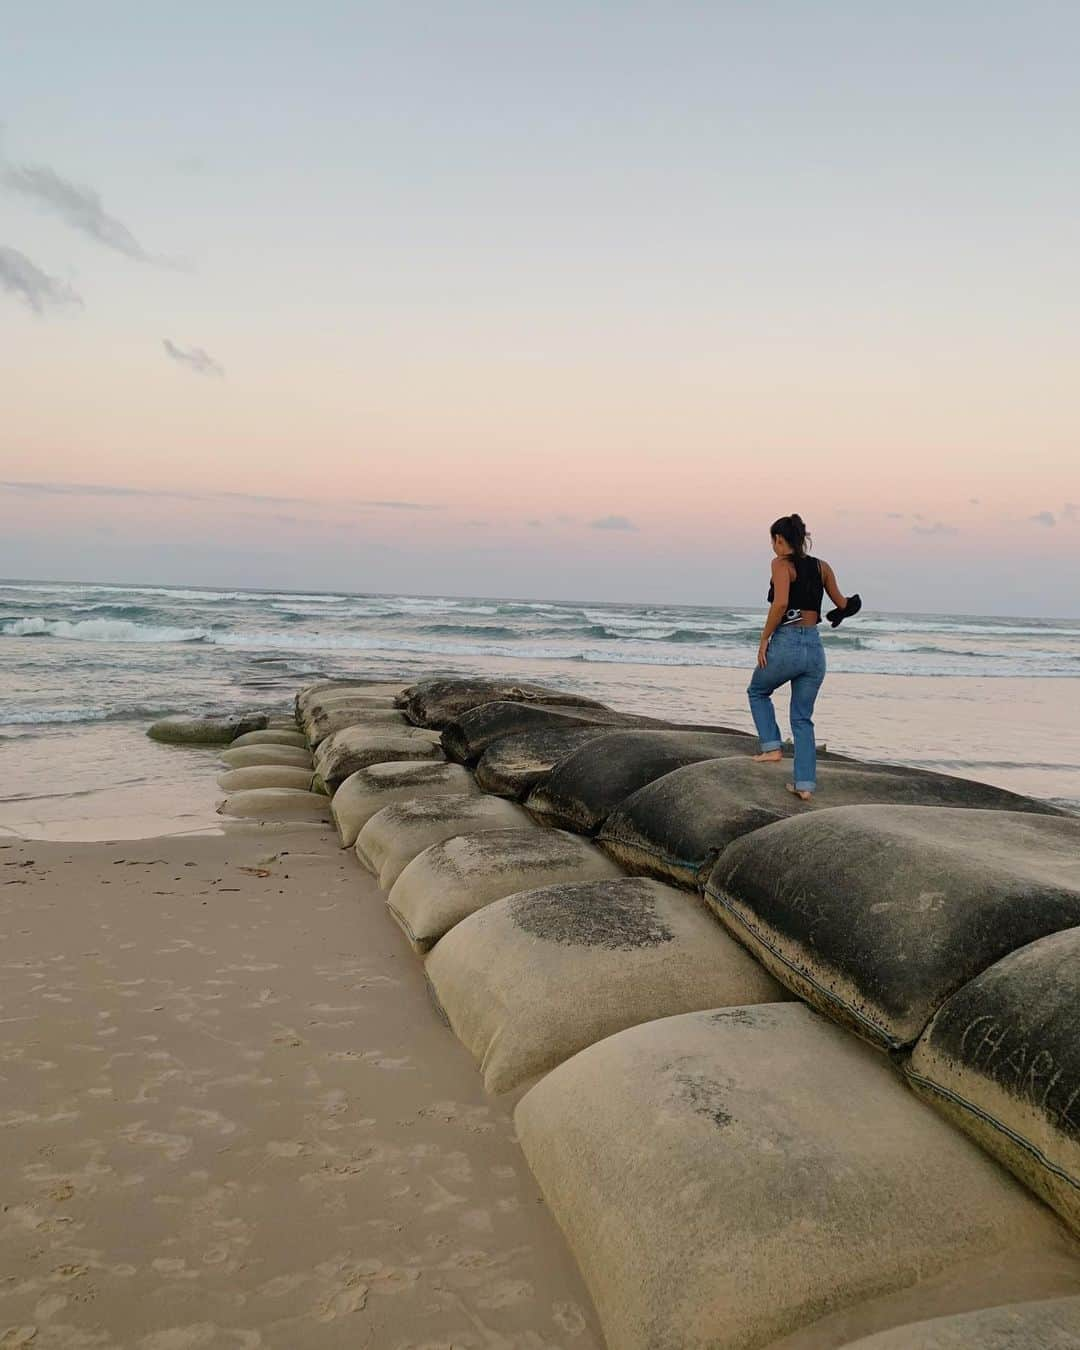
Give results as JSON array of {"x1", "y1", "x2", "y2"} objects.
[
  {"x1": 674, "y1": 1071, "x2": 733, "y2": 1129},
  {"x1": 509, "y1": 880, "x2": 674, "y2": 950},
  {"x1": 368, "y1": 764, "x2": 457, "y2": 790},
  {"x1": 707, "y1": 1008, "x2": 763, "y2": 1029}
]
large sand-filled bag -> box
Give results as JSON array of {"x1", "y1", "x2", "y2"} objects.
[
  {"x1": 426, "y1": 876, "x2": 788, "y2": 1093},
  {"x1": 515, "y1": 1003, "x2": 1080, "y2": 1350},
  {"x1": 220, "y1": 743, "x2": 315, "y2": 771},
  {"x1": 229, "y1": 728, "x2": 308, "y2": 749},
  {"x1": 398, "y1": 677, "x2": 609, "y2": 729},
  {"x1": 906, "y1": 925, "x2": 1080, "y2": 1237},
  {"x1": 331, "y1": 761, "x2": 479, "y2": 847},
  {"x1": 313, "y1": 724, "x2": 443, "y2": 792},
  {"x1": 600, "y1": 756, "x2": 1059, "y2": 889},
  {"x1": 474, "y1": 725, "x2": 624, "y2": 799},
  {"x1": 356, "y1": 795, "x2": 532, "y2": 892},
  {"x1": 440, "y1": 699, "x2": 666, "y2": 765},
  {"x1": 305, "y1": 706, "x2": 407, "y2": 746},
  {"x1": 148, "y1": 712, "x2": 268, "y2": 744},
  {"x1": 217, "y1": 765, "x2": 316, "y2": 792},
  {"x1": 296, "y1": 679, "x2": 404, "y2": 718},
  {"x1": 217, "y1": 788, "x2": 332, "y2": 822},
  {"x1": 835, "y1": 1296, "x2": 1080, "y2": 1348},
  {"x1": 387, "y1": 827, "x2": 623, "y2": 955},
  {"x1": 705, "y1": 806, "x2": 1080, "y2": 1051},
  {"x1": 527, "y1": 728, "x2": 760, "y2": 834}
]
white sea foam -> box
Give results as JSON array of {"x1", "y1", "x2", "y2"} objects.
[{"x1": 2, "y1": 617, "x2": 207, "y2": 643}]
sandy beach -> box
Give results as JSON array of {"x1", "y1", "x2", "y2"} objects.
[{"x1": 0, "y1": 822, "x2": 601, "y2": 1349}]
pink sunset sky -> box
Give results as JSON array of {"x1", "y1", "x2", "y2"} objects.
[{"x1": 2, "y1": 4, "x2": 1077, "y2": 615}]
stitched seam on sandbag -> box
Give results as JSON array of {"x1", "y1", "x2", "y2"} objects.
[
  {"x1": 601, "y1": 835, "x2": 702, "y2": 877},
  {"x1": 385, "y1": 900, "x2": 426, "y2": 951},
  {"x1": 705, "y1": 884, "x2": 904, "y2": 1051},
  {"x1": 903, "y1": 1068, "x2": 1080, "y2": 1192}
]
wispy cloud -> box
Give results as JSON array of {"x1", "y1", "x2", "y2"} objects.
[
  {"x1": 912, "y1": 521, "x2": 958, "y2": 536},
  {"x1": 163, "y1": 339, "x2": 225, "y2": 379},
  {"x1": 885, "y1": 511, "x2": 904, "y2": 519},
  {"x1": 0, "y1": 244, "x2": 82, "y2": 315},
  {"x1": 1029, "y1": 510, "x2": 1056, "y2": 527},
  {"x1": 1062, "y1": 502, "x2": 1078, "y2": 522},
  {"x1": 359, "y1": 500, "x2": 442, "y2": 512},
  {"x1": 590, "y1": 514, "x2": 638, "y2": 532},
  {"x1": 0, "y1": 479, "x2": 441, "y2": 514},
  {"x1": 2, "y1": 160, "x2": 160, "y2": 263}
]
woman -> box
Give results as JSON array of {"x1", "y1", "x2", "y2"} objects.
[{"x1": 747, "y1": 514, "x2": 850, "y2": 801}]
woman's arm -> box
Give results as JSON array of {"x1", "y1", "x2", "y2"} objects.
[
  {"x1": 820, "y1": 560, "x2": 847, "y2": 610},
  {"x1": 758, "y1": 559, "x2": 790, "y2": 667}
]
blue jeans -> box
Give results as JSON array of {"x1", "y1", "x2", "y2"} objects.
[{"x1": 747, "y1": 626, "x2": 826, "y2": 791}]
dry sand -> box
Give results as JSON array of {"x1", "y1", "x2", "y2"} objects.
[{"x1": 0, "y1": 822, "x2": 602, "y2": 1350}]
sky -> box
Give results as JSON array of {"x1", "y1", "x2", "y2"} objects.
[{"x1": 1, "y1": 1, "x2": 1078, "y2": 615}]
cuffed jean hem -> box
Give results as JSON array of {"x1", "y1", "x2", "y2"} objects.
[
  {"x1": 794, "y1": 779, "x2": 816, "y2": 792},
  {"x1": 758, "y1": 740, "x2": 782, "y2": 751}
]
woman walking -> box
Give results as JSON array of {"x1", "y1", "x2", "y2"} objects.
[{"x1": 748, "y1": 514, "x2": 857, "y2": 801}]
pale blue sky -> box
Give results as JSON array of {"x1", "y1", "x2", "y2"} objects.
[{"x1": 2, "y1": 2, "x2": 1078, "y2": 613}]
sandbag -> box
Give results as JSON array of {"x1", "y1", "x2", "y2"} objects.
[
  {"x1": 705, "y1": 805, "x2": 1080, "y2": 1051},
  {"x1": 296, "y1": 679, "x2": 405, "y2": 718},
  {"x1": 906, "y1": 925, "x2": 1080, "y2": 1237},
  {"x1": 527, "y1": 728, "x2": 761, "y2": 834},
  {"x1": 474, "y1": 725, "x2": 625, "y2": 799},
  {"x1": 217, "y1": 765, "x2": 315, "y2": 792},
  {"x1": 217, "y1": 788, "x2": 332, "y2": 822},
  {"x1": 147, "y1": 712, "x2": 268, "y2": 744},
  {"x1": 313, "y1": 724, "x2": 443, "y2": 792},
  {"x1": 387, "y1": 827, "x2": 623, "y2": 955},
  {"x1": 426, "y1": 876, "x2": 788, "y2": 1092},
  {"x1": 355, "y1": 795, "x2": 531, "y2": 891},
  {"x1": 440, "y1": 699, "x2": 669, "y2": 765},
  {"x1": 835, "y1": 1297, "x2": 1080, "y2": 1348},
  {"x1": 331, "y1": 761, "x2": 479, "y2": 847},
  {"x1": 305, "y1": 705, "x2": 407, "y2": 746},
  {"x1": 398, "y1": 677, "x2": 610, "y2": 729},
  {"x1": 229, "y1": 728, "x2": 309, "y2": 749},
  {"x1": 219, "y1": 744, "x2": 315, "y2": 771},
  {"x1": 515, "y1": 1003, "x2": 1080, "y2": 1350},
  {"x1": 600, "y1": 756, "x2": 1061, "y2": 889}
]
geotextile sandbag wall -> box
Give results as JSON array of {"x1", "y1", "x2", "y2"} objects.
[{"x1": 220, "y1": 671, "x2": 1080, "y2": 1350}]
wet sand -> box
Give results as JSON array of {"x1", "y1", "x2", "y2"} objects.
[{"x1": 0, "y1": 823, "x2": 601, "y2": 1349}]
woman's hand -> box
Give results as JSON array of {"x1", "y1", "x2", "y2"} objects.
[{"x1": 757, "y1": 640, "x2": 769, "y2": 669}]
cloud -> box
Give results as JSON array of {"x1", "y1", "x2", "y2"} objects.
[
  {"x1": 969, "y1": 497, "x2": 980, "y2": 505},
  {"x1": 589, "y1": 514, "x2": 638, "y2": 531},
  {"x1": 912, "y1": 521, "x2": 958, "y2": 536},
  {"x1": 885, "y1": 511, "x2": 904, "y2": 519},
  {"x1": 1063, "y1": 502, "x2": 1078, "y2": 521},
  {"x1": 358, "y1": 500, "x2": 442, "y2": 512},
  {"x1": 0, "y1": 478, "x2": 440, "y2": 513},
  {"x1": 0, "y1": 244, "x2": 82, "y2": 314},
  {"x1": 1029, "y1": 510, "x2": 1056, "y2": 527},
  {"x1": 526, "y1": 518, "x2": 542, "y2": 528},
  {"x1": 2, "y1": 160, "x2": 159, "y2": 263},
  {"x1": 163, "y1": 339, "x2": 225, "y2": 378}
]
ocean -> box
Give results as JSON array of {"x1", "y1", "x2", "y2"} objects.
[{"x1": 2, "y1": 577, "x2": 1078, "y2": 838}]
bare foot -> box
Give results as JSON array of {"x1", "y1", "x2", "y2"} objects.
[
  {"x1": 785, "y1": 782, "x2": 813, "y2": 802},
  {"x1": 751, "y1": 751, "x2": 783, "y2": 764}
]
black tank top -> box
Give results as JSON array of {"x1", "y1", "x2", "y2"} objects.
[{"x1": 767, "y1": 555, "x2": 824, "y2": 626}]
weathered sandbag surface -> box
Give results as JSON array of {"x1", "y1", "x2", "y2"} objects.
[
  {"x1": 148, "y1": 712, "x2": 268, "y2": 744},
  {"x1": 833, "y1": 1296, "x2": 1080, "y2": 1349},
  {"x1": 515, "y1": 1003, "x2": 1080, "y2": 1350},
  {"x1": 217, "y1": 765, "x2": 315, "y2": 792},
  {"x1": 230, "y1": 728, "x2": 309, "y2": 749},
  {"x1": 331, "y1": 761, "x2": 479, "y2": 847},
  {"x1": 600, "y1": 756, "x2": 1060, "y2": 889},
  {"x1": 398, "y1": 677, "x2": 610, "y2": 729},
  {"x1": 906, "y1": 925, "x2": 1080, "y2": 1236},
  {"x1": 426, "y1": 876, "x2": 789, "y2": 1093},
  {"x1": 705, "y1": 806, "x2": 1080, "y2": 1051},
  {"x1": 474, "y1": 725, "x2": 627, "y2": 799},
  {"x1": 296, "y1": 679, "x2": 404, "y2": 718},
  {"x1": 527, "y1": 728, "x2": 761, "y2": 834},
  {"x1": 306, "y1": 706, "x2": 407, "y2": 746},
  {"x1": 440, "y1": 699, "x2": 671, "y2": 766},
  {"x1": 356, "y1": 794, "x2": 532, "y2": 891},
  {"x1": 313, "y1": 724, "x2": 443, "y2": 792},
  {"x1": 220, "y1": 744, "x2": 315, "y2": 771},
  {"x1": 217, "y1": 788, "x2": 332, "y2": 822},
  {"x1": 387, "y1": 827, "x2": 623, "y2": 955}
]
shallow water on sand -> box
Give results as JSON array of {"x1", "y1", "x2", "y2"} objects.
[{"x1": 2, "y1": 581, "x2": 1078, "y2": 838}]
